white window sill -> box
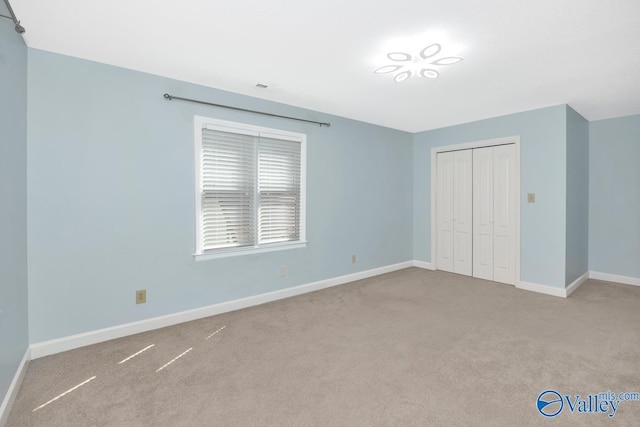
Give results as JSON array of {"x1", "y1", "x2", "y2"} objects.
[{"x1": 194, "y1": 241, "x2": 307, "y2": 261}]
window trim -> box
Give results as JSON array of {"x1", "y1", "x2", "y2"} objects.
[{"x1": 193, "y1": 116, "x2": 307, "y2": 260}]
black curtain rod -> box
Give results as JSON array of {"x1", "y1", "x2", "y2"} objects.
[{"x1": 163, "y1": 94, "x2": 331, "y2": 127}]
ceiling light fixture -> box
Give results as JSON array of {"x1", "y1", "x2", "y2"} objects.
[
  {"x1": 374, "y1": 65, "x2": 403, "y2": 74},
  {"x1": 420, "y1": 44, "x2": 441, "y2": 59},
  {"x1": 387, "y1": 52, "x2": 412, "y2": 61},
  {"x1": 375, "y1": 43, "x2": 463, "y2": 83},
  {"x1": 431, "y1": 57, "x2": 463, "y2": 66},
  {"x1": 394, "y1": 70, "x2": 412, "y2": 83},
  {"x1": 420, "y1": 69, "x2": 439, "y2": 79}
]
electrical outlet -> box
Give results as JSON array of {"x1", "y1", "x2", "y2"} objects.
[
  {"x1": 280, "y1": 266, "x2": 287, "y2": 277},
  {"x1": 352, "y1": 254, "x2": 357, "y2": 264},
  {"x1": 136, "y1": 289, "x2": 146, "y2": 304},
  {"x1": 527, "y1": 193, "x2": 535, "y2": 203}
]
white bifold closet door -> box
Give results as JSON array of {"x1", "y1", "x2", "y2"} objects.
[
  {"x1": 472, "y1": 145, "x2": 516, "y2": 285},
  {"x1": 472, "y1": 147, "x2": 494, "y2": 280},
  {"x1": 436, "y1": 152, "x2": 454, "y2": 272},
  {"x1": 436, "y1": 150, "x2": 472, "y2": 276}
]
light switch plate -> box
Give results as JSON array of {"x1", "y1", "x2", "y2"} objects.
[{"x1": 527, "y1": 193, "x2": 535, "y2": 203}]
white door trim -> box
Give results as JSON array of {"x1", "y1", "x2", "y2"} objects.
[{"x1": 430, "y1": 136, "x2": 521, "y2": 286}]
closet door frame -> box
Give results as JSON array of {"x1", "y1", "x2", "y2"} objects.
[{"x1": 430, "y1": 136, "x2": 521, "y2": 286}]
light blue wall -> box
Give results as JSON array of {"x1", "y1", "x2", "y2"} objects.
[
  {"x1": 413, "y1": 105, "x2": 568, "y2": 288},
  {"x1": 565, "y1": 106, "x2": 589, "y2": 285},
  {"x1": 26, "y1": 49, "x2": 413, "y2": 343},
  {"x1": 21, "y1": 46, "x2": 638, "y2": 345},
  {"x1": 589, "y1": 115, "x2": 640, "y2": 279},
  {"x1": 0, "y1": 24, "x2": 29, "y2": 402}
]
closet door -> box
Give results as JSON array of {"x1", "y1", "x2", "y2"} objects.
[
  {"x1": 436, "y1": 152, "x2": 454, "y2": 272},
  {"x1": 453, "y1": 150, "x2": 472, "y2": 276},
  {"x1": 472, "y1": 147, "x2": 494, "y2": 280},
  {"x1": 493, "y1": 144, "x2": 516, "y2": 285}
]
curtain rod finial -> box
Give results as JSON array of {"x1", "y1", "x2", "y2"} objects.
[{"x1": 3, "y1": 0, "x2": 24, "y2": 33}]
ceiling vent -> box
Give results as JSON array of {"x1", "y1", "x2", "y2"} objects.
[{"x1": 253, "y1": 83, "x2": 281, "y2": 93}]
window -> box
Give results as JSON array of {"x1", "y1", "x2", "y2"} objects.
[{"x1": 194, "y1": 116, "x2": 306, "y2": 259}]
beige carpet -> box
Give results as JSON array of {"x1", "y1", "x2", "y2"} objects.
[{"x1": 7, "y1": 268, "x2": 640, "y2": 426}]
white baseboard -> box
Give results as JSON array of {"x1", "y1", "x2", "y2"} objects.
[
  {"x1": 30, "y1": 261, "x2": 414, "y2": 359},
  {"x1": 589, "y1": 271, "x2": 640, "y2": 287},
  {"x1": 412, "y1": 262, "x2": 573, "y2": 298},
  {"x1": 0, "y1": 348, "x2": 30, "y2": 427},
  {"x1": 566, "y1": 272, "x2": 589, "y2": 297},
  {"x1": 31, "y1": 264, "x2": 637, "y2": 360},
  {"x1": 412, "y1": 260, "x2": 435, "y2": 270},
  {"x1": 517, "y1": 281, "x2": 568, "y2": 298}
]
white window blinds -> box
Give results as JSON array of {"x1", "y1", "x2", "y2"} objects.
[
  {"x1": 198, "y1": 120, "x2": 304, "y2": 255},
  {"x1": 201, "y1": 128, "x2": 256, "y2": 250},
  {"x1": 258, "y1": 136, "x2": 302, "y2": 244}
]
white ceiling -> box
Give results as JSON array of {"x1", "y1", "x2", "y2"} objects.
[{"x1": 10, "y1": 0, "x2": 640, "y2": 132}]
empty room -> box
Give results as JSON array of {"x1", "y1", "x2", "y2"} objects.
[{"x1": 1, "y1": 0, "x2": 639, "y2": 425}]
